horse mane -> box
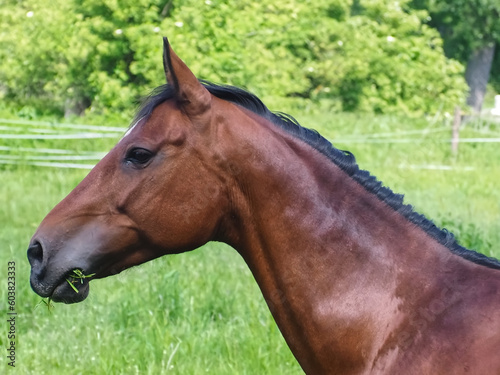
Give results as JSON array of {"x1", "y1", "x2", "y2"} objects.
[{"x1": 134, "y1": 81, "x2": 500, "y2": 270}]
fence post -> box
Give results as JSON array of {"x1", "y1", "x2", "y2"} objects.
[{"x1": 451, "y1": 106, "x2": 461, "y2": 154}]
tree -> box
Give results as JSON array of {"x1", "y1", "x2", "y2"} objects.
[
  {"x1": 411, "y1": 0, "x2": 500, "y2": 113},
  {"x1": 300, "y1": 0, "x2": 467, "y2": 114},
  {"x1": 0, "y1": 0, "x2": 166, "y2": 116},
  {"x1": 163, "y1": 0, "x2": 467, "y2": 114},
  {"x1": 0, "y1": 0, "x2": 468, "y2": 117}
]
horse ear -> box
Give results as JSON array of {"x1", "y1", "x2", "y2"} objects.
[{"x1": 162, "y1": 37, "x2": 211, "y2": 116}]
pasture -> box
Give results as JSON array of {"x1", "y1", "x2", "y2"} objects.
[{"x1": 1, "y1": 110, "x2": 499, "y2": 374}]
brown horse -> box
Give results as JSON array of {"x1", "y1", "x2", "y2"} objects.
[{"x1": 28, "y1": 38, "x2": 500, "y2": 374}]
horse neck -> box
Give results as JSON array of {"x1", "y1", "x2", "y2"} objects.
[{"x1": 215, "y1": 107, "x2": 483, "y2": 373}]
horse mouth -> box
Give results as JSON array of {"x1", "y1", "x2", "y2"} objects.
[
  {"x1": 50, "y1": 274, "x2": 91, "y2": 304},
  {"x1": 30, "y1": 269, "x2": 92, "y2": 304}
]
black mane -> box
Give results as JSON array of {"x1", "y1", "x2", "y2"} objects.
[{"x1": 134, "y1": 81, "x2": 500, "y2": 270}]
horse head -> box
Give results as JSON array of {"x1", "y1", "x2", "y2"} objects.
[{"x1": 28, "y1": 38, "x2": 232, "y2": 303}]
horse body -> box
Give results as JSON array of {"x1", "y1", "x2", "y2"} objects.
[
  {"x1": 214, "y1": 105, "x2": 500, "y2": 374},
  {"x1": 28, "y1": 38, "x2": 500, "y2": 374}
]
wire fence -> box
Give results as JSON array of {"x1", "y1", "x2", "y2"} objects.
[
  {"x1": 0, "y1": 118, "x2": 125, "y2": 132},
  {"x1": 0, "y1": 118, "x2": 124, "y2": 169},
  {"x1": 1, "y1": 117, "x2": 499, "y2": 170}
]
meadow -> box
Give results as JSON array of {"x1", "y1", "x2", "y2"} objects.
[{"x1": 1, "y1": 109, "x2": 499, "y2": 374}]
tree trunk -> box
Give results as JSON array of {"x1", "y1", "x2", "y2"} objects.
[
  {"x1": 64, "y1": 96, "x2": 90, "y2": 118},
  {"x1": 465, "y1": 42, "x2": 496, "y2": 114}
]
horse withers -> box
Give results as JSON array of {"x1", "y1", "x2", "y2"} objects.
[{"x1": 28, "y1": 38, "x2": 500, "y2": 374}]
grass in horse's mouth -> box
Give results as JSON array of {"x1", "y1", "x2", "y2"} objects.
[
  {"x1": 66, "y1": 269, "x2": 95, "y2": 293},
  {"x1": 35, "y1": 269, "x2": 95, "y2": 311},
  {"x1": 35, "y1": 297, "x2": 54, "y2": 312}
]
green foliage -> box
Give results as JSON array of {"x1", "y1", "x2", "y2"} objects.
[
  {"x1": 491, "y1": 47, "x2": 500, "y2": 93},
  {"x1": 410, "y1": 0, "x2": 500, "y2": 104},
  {"x1": 0, "y1": 0, "x2": 166, "y2": 116},
  {"x1": 411, "y1": 0, "x2": 500, "y2": 61},
  {"x1": 0, "y1": 0, "x2": 467, "y2": 116},
  {"x1": 301, "y1": 0, "x2": 467, "y2": 113}
]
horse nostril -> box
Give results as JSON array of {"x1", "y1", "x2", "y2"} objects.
[{"x1": 27, "y1": 241, "x2": 44, "y2": 267}]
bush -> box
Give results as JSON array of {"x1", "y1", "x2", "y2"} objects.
[{"x1": 0, "y1": 0, "x2": 467, "y2": 117}]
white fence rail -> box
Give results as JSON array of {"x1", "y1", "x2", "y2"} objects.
[
  {"x1": 0, "y1": 118, "x2": 124, "y2": 168},
  {"x1": 1, "y1": 118, "x2": 499, "y2": 170}
]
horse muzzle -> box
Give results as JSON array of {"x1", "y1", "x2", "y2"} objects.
[{"x1": 27, "y1": 241, "x2": 91, "y2": 304}]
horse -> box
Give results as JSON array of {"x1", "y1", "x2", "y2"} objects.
[{"x1": 28, "y1": 38, "x2": 500, "y2": 374}]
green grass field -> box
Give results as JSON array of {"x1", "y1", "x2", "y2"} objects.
[{"x1": 1, "y1": 111, "x2": 499, "y2": 374}]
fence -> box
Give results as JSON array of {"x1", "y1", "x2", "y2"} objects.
[
  {"x1": 1, "y1": 116, "x2": 499, "y2": 170},
  {"x1": 0, "y1": 118, "x2": 124, "y2": 169}
]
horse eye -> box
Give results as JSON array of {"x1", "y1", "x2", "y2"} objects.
[{"x1": 125, "y1": 148, "x2": 153, "y2": 166}]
